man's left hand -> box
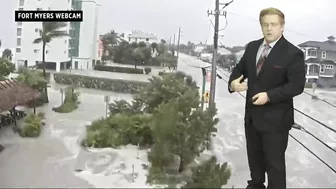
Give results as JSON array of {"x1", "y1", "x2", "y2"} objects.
[{"x1": 252, "y1": 92, "x2": 269, "y2": 105}]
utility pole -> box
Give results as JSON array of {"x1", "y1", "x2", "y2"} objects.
[
  {"x1": 176, "y1": 27, "x2": 181, "y2": 59},
  {"x1": 172, "y1": 33, "x2": 176, "y2": 56},
  {"x1": 207, "y1": 0, "x2": 232, "y2": 108}
]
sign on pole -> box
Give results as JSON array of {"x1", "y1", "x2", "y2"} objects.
[
  {"x1": 104, "y1": 95, "x2": 110, "y2": 103},
  {"x1": 206, "y1": 69, "x2": 211, "y2": 82},
  {"x1": 204, "y1": 91, "x2": 210, "y2": 103}
]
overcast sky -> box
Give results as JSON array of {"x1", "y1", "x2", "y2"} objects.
[{"x1": 1, "y1": 0, "x2": 335, "y2": 48}]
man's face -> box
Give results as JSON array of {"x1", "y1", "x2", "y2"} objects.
[{"x1": 260, "y1": 14, "x2": 284, "y2": 43}]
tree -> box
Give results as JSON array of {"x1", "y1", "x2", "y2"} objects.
[
  {"x1": 0, "y1": 58, "x2": 15, "y2": 80},
  {"x1": 151, "y1": 42, "x2": 158, "y2": 53},
  {"x1": 33, "y1": 22, "x2": 68, "y2": 103},
  {"x1": 150, "y1": 100, "x2": 218, "y2": 172},
  {"x1": 156, "y1": 43, "x2": 168, "y2": 56},
  {"x1": 182, "y1": 156, "x2": 231, "y2": 188},
  {"x1": 327, "y1": 35, "x2": 335, "y2": 42},
  {"x1": 137, "y1": 71, "x2": 197, "y2": 113},
  {"x1": 16, "y1": 69, "x2": 48, "y2": 112},
  {"x1": 138, "y1": 41, "x2": 147, "y2": 48},
  {"x1": 2, "y1": 49, "x2": 13, "y2": 60},
  {"x1": 132, "y1": 48, "x2": 144, "y2": 68}
]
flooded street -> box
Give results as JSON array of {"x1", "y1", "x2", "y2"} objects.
[
  {"x1": 0, "y1": 84, "x2": 132, "y2": 187},
  {"x1": 1, "y1": 55, "x2": 336, "y2": 188}
]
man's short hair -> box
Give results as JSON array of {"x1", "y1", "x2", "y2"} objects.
[{"x1": 259, "y1": 7, "x2": 285, "y2": 25}]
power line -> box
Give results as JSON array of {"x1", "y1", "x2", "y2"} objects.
[
  {"x1": 289, "y1": 134, "x2": 336, "y2": 174},
  {"x1": 217, "y1": 68, "x2": 336, "y2": 134},
  {"x1": 303, "y1": 91, "x2": 336, "y2": 108},
  {"x1": 178, "y1": 57, "x2": 336, "y2": 174},
  {"x1": 214, "y1": 70, "x2": 336, "y2": 174}
]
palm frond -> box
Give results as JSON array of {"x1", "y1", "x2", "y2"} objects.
[
  {"x1": 33, "y1": 38, "x2": 43, "y2": 44},
  {"x1": 42, "y1": 22, "x2": 67, "y2": 33},
  {"x1": 48, "y1": 31, "x2": 69, "y2": 38}
]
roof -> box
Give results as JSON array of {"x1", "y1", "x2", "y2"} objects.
[
  {"x1": 306, "y1": 58, "x2": 320, "y2": 63},
  {"x1": 128, "y1": 30, "x2": 157, "y2": 39},
  {"x1": 235, "y1": 49, "x2": 245, "y2": 56},
  {"x1": 218, "y1": 47, "x2": 231, "y2": 55},
  {"x1": 305, "y1": 58, "x2": 336, "y2": 65},
  {"x1": 194, "y1": 46, "x2": 205, "y2": 53},
  {"x1": 298, "y1": 40, "x2": 336, "y2": 51},
  {"x1": 0, "y1": 79, "x2": 40, "y2": 112},
  {"x1": 320, "y1": 59, "x2": 336, "y2": 65}
]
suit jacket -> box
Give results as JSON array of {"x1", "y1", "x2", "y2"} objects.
[{"x1": 228, "y1": 36, "x2": 306, "y2": 132}]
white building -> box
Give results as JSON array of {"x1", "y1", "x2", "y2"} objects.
[
  {"x1": 127, "y1": 30, "x2": 158, "y2": 44},
  {"x1": 15, "y1": 0, "x2": 101, "y2": 72}
]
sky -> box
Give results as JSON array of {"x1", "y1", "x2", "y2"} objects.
[{"x1": 0, "y1": 0, "x2": 335, "y2": 48}]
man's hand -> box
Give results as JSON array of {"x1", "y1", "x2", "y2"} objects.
[
  {"x1": 230, "y1": 75, "x2": 248, "y2": 92},
  {"x1": 252, "y1": 92, "x2": 269, "y2": 105}
]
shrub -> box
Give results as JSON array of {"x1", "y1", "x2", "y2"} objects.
[
  {"x1": 158, "y1": 71, "x2": 169, "y2": 76},
  {"x1": 94, "y1": 64, "x2": 143, "y2": 74},
  {"x1": 53, "y1": 73, "x2": 149, "y2": 93},
  {"x1": 144, "y1": 67, "x2": 152, "y2": 74},
  {"x1": 81, "y1": 113, "x2": 153, "y2": 148},
  {"x1": 53, "y1": 86, "x2": 80, "y2": 113},
  {"x1": 19, "y1": 113, "x2": 45, "y2": 137}
]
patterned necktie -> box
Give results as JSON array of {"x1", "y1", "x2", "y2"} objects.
[{"x1": 256, "y1": 44, "x2": 271, "y2": 74}]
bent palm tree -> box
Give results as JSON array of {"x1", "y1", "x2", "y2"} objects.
[{"x1": 33, "y1": 22, "x2": 68, "y2": 103}]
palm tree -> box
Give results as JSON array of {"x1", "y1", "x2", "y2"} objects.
[
  {"x1": 33, "y1": 22, "x2": 68, "y2": 103},
  {"x1": 327, "y1": 35, "x2": 335, "y2": 42},
  {"x1": 151, "y1": 42, "x2": 158, "y2": 53},
  {"x1": 2, "y1": 49, "x2": 13, "y2": 60}
]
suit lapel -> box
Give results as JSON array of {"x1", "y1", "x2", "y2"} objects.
[{"x1": 256, "y1": 36, "x2": 286, "y2": 79}]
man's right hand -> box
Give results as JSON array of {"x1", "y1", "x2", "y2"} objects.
[{"x1": 230, "y1": 75, "x2": 248, "y2": 92}]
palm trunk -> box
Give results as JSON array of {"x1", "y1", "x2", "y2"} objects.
[
  {"x1": 178, "y1": 157, "x2": 184, "y2": 172},
  {"x1": 42, "y1": 42, "x2": 49, "y2": 103}
]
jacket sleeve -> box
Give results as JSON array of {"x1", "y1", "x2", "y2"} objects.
[
  {"x1": 266, "y1": 50, "x2": 306, "y2": 103},
  {"x1": 228, "y1": 42, "x2": 250, "y2": 93}
]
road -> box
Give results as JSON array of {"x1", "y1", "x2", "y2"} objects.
[{"x1": 178, "y1": 53, "x2": 336, "y2": 188}]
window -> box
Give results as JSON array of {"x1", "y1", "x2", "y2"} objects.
[
  {"x1": 17, "y1": 28, "x2": 22, "y2": 36},
  {"x1": 307, "y1": 49, "x2": 317, "y2": 57},
  {"x1": 37, "y1": 8, "x2": 42, "y2": 11},
  {"x1": 322, "y1": 51, "x2": 327, "y2": 58},
  {"x1": 17, "y1": 22, "x2": 22, "y2": 26},
  {"x1": 17, "y1": 38, "x2": 21, "y2": 46},
  {"x1": 320, "y1": 65, "x2": 325, "y2": 73},
  {"x1": 19, "y1": 0, "x2": 24, "y2": 6},
  {"x1": 19, "y1": 8, "x2": 23, "y2": 11},
  {"x1": 46, "y1": 50, "x2": 49, "y2": 54},
  {"x1": 65, "y1": 40, "x2": 67, "y2": 44},
  {"x1": 34, "y1": 49, "x2": 39, "y2": 53},
  {"x1": 64, "y1": 50, "x2": 67, "y2": 54},
  {"x1": 146, "y1": 38, "x2": 149, "y2": 41},
  {"x1": 325, "y1": 65, "x2": 333, "y2": 69},
  {"x1": 16, "y1": 48, "x2": 21, "y2": 53}
]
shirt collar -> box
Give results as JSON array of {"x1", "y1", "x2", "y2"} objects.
[{"x1": 262, "y1": 35, "x2": 282, "y2": 48}]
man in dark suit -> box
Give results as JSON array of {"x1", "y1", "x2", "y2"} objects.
[{"x1": 228, "y1": 7, "x2": 306, "y2": 189}]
